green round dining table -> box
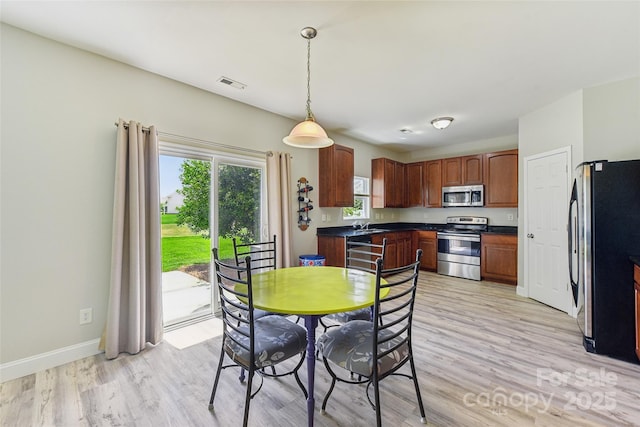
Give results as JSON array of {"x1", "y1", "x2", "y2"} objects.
[{"x1": 250, "y1": 266, "x2": 388, "y2": 427}]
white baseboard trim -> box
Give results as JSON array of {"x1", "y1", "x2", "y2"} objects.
[{"x1": 0, "y1": 338, "x2": 103, "y2": 383}]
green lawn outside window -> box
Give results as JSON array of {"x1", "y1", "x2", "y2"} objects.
[{"x1": 161, "y1": 214, "x2": 233, "y2": 272}]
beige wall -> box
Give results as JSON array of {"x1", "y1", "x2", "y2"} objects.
[
  {"x1": 583, "y1": 77, "x2": 640, "y2": 161},
  {"x1": 518, "y1": 90, "x2": 584, "y2": 167}
]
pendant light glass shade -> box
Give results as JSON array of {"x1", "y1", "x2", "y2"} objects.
[
  {"x1": 283, "y1": 118, "x2": 334, "y2": 148},
  {"x1": 283, "y1": 27, "x2": 334, "y2": 149}
]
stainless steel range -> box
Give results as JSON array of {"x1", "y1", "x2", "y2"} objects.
[{"x1": 437, "y1": 216, "x2": 488, "y2": 281}]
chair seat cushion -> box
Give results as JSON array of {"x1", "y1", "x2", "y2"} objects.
[
  {"x1": 225, "y1": 315, "x2": 307, "y2": 369},
  {"x1": 324, "y1": 307, "x2": 371, "y2": 323},
  {"x1": 252, "y1": 308, "x2": 275, "y2": 319},
  {"x1": 317, "y1": 320, "x2": 409, "y2": 377}
]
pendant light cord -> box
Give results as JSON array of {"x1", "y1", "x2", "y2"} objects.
[{"x1": 306, "y1": 37, "x2": 314, "y2": 121}]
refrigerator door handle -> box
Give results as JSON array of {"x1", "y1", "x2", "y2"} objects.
[{"x1": 568, "y1": 179, "x2": 579, "y2": 305}]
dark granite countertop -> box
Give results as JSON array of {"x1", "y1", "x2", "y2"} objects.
[
  {"x1": 485, "y1": 226, "x2": 518, "y2": 235},
  {"x1": 630, "y1": 256, "x2": 640, "y2": 267},
  {"x1": 317, "y1": 222, "x2": 518, "y2": 237}
]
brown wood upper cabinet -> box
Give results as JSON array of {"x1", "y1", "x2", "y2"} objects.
[
  {"x1": 405, "y1": 161, "x2": 424, "y2": 207},
  {"x1": 424, "y1": 160, "x2": 442, "y2": 208},
  {"x1": 404, "y1": 160, "x2": 442, "y2": 208},
  {"x1": 484, "y1": 149, "x2": 518, "y2": 207},
  {"x1": 371, "y1": 149, "x2": 517, "y2": 209},
  {"x1": 462, "y1": 155, "x2": 484, "y2": 184},
  {"x1": 442, "y1": 154, "x2": 484, "y2": 186},
  {"x1": 441, "y1": 157, "x2": 462, "y2": 186},
  {"x1": 372, "y1": 158, "x2": 405, "y2": 208},
  {"x1": 319, "y1": 144, "x2": 354, "y2": 207}
]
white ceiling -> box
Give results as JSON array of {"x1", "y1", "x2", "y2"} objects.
[{"x1": 2, "y1": 1, "x2": 639, "y2": 152}]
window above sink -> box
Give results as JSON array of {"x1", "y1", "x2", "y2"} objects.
[{"x1": 343, "y1": 176, "x2": 370, "y2": 220}]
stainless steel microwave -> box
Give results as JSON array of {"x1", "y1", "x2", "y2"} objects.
[{"x1": 442, "y1": 185, "x2": 484, "y2": 207}]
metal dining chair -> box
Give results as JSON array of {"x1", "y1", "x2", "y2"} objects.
[
  {"x1": 319, "y1": 238, "x2": 387, "y2": 331},
  {"x1": 232, "y1": 235, "x2": 282, "y2": 379},
  {"x1": 232, "y1": 235, "x2": 278, "y2": 320},
  {"x1": 209, "y1": 249, "x2": 308, "y2": 427},
  {"x1": 317, "y1": 249, "x2": 427, "y2": 427}
]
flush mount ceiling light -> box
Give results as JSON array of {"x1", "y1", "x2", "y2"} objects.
[
  {"x1": 431, "y1": 117, "x2": 454, "y2": 130},
  {"x1": 283, "y1": 27, "x2": 334, "y2": 149}
]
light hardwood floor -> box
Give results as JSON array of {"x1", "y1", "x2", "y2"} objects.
[{"x1": 2, "y1": 272, "x2": 640, "y2": 426}]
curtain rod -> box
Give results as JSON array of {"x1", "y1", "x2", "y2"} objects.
[{"x1": 114, "y1": 122, "x2": 270, "y2": 156}]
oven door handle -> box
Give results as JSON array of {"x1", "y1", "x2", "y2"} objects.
[{"x1": 437, "y1": 234, "x2": 480, "y2": 242}]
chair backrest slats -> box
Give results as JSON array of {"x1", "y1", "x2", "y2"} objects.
[
  {"x1": 345, "y1": 237, "x2": 387, "y2": 273},
  {"x1": 213, "y1": 248, "x2": 256, "y2": 365},
  {"x1": 233, "y1": 235, "x2": 277, "y2": 274},
  {"x1": 372, "y1": 249, "x2": 423, "y2": 380}
]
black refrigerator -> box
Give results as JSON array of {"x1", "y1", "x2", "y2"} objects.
[{"x1": 568, "y1": 159, "x2": 640, "y2": 363}]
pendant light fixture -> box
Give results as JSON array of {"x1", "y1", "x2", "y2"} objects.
[{"x1": 283, "y1": 27, "x2": 334, "y2": 148}]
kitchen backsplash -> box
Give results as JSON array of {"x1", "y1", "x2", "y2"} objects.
[
  {"x1": 315, "y1": 206, "x2": 519, "y2": 228},
  {"x1": 399, "y1": 206, "x2": 519, "y2": 226}
]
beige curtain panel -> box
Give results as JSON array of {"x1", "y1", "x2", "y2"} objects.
[
  {"x1": 103, "y1": 119, "x2": 163, "y2": 360},
  {"x1": 266, "y1": 151, "x2": 293, "y2": 267}
]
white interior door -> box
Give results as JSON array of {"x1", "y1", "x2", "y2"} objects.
[{"x1": 525, "y1": 148, "x2": 571, "y2": 313}]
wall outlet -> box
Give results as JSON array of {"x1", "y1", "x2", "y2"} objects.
[
  {"x1": 375, "y1": 213, "x2": 380, "y2": 220},
  {"x1": 79, "y1": 308, "x2": 93, "y2": 325},
  {"x1": 507, "y1": 214, "x2": 514, "y2": 221},
  {"x1": 321, "y1": 214, "x2": 327, "y2": 222}
]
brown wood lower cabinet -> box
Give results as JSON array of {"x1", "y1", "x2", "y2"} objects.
[
  {"x1": 480, "y1": 233, "x2": 517, "y2": 285},
  {"x1": 413, "y1": 230, "x2": 437, "y2": 271},
  {"x1": 319, "y1": 231, "x2": 519, "y2": 285},
  {"x1": 397, "y1": 232, "x2": 413, "y2": 267},
  {"x1": 317, "y1": 235, "x2": 345, "y2": 267},
  {"x1": 372, "y1": 231, "x2": 412, "y2": 269},
  {"x1": 634, "y1": 264, "x2": 640, "y2": 361}
]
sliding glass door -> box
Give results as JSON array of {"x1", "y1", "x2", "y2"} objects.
[
  {"x1": 159, "y1": 147, "x2": 266, "y2": 329},
  {"x1": 159, "y1": 154, "x2": 213, "y2": 328},
  {"x1": 214, "y1": 159, "x2": 266, "y2": 267}
]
